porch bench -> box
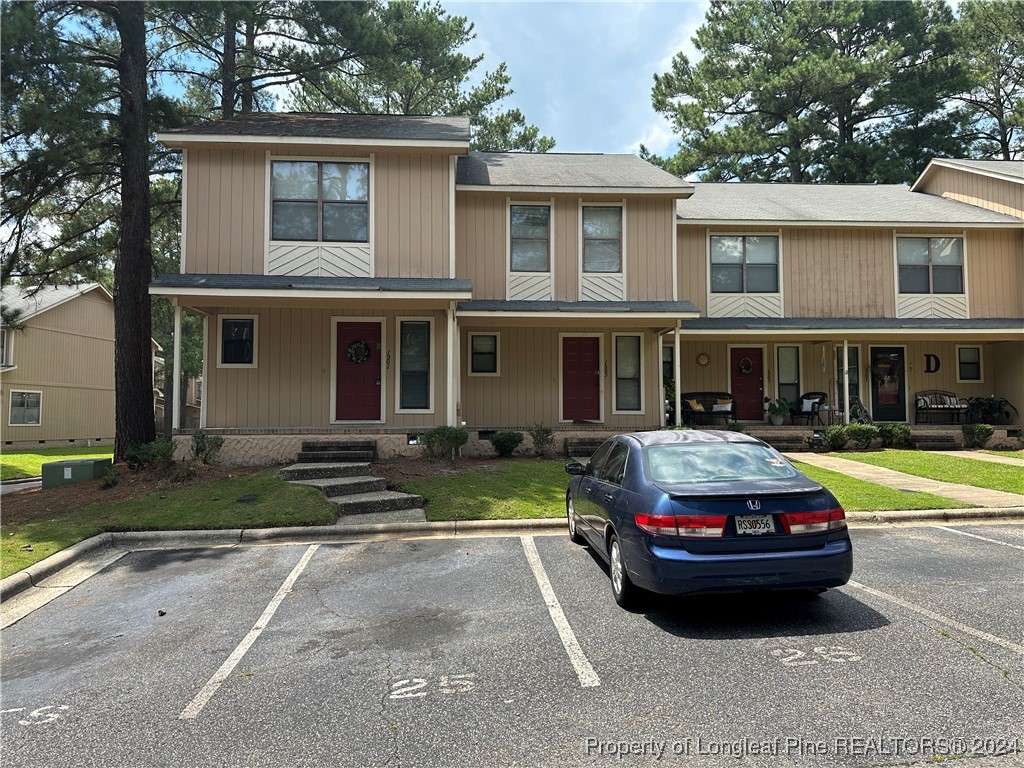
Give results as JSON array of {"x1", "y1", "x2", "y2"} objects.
[
  {"x1": 680, "y1": 391, "x2": 735, "y2": 424},
  {"x1": 914, "y1": 390, "x2": 969, "y2": 424}
]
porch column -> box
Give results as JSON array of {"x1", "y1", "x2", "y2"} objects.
[
  {"x1": 842, "y1": 339, "x2": 850, "y2": 425},
  {"x1": 673, "y1": 325, "x2": 681, "y2": 427},
  {"x1": 173, "y1": 304, "x2": 182, "y2": 431},
  {"x1": 199, "y1": 314, "x2": 208, "y2": 430},
  {"x1": 446, "y1": 304, "x2": 457, "y2": 426}
]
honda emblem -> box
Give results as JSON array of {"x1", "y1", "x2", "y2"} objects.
[{"x1": 746, "y1": 500, "x2": 761, "y2": 511}]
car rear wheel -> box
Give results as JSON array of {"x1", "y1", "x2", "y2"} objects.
[
  {"x1": 609, "y1": 535, "x2": 641, "y2": 610},
  {"x1": 566, "y1": 496, "x2": 584, "y2": 544}
]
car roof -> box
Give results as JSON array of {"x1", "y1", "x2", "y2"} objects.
[{"x1": 618, "y1": 430, "x2": 765, "y2": 447}]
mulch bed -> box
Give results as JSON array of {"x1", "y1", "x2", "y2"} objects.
[{"x1": 1, "y1": 464, "x2": 260, "y2": 526}]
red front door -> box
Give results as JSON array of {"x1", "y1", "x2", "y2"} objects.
[
  {"x1": 336, "y1": 321, "x2": 382, "y2": 421},
  {"x1": 730, "y1": 347, "x2": 764, "y2": 420},
  {"x1": 563, "y1": 337, "x2": 601, "y2": 421}
]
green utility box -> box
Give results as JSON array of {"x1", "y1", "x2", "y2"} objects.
[{"x1": 41, "y1": 458, "x2": 113, "y2": 489}]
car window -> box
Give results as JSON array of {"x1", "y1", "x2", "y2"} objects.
[
  {"x1": 601, "y1": 443, "x2": 629, "y2": 486},
  {"x1": 586, "y1": 441, "x2": 614, "y2": 478}
]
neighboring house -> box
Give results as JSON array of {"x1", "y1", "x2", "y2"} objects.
[
  {"x1": 0, "y1": 284, "x2": 115, "y2": 446},
  {"x1": 150, "y1": 113, "x2": 1022, "y2": 463}
]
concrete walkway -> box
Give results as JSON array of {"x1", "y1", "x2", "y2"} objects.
[
  {"x1": 785, "y1": 451, "x2": 1024, "y2": 508},
  {"x1": 932, "y1": 450, "x2": 1024, "y2": 467}
]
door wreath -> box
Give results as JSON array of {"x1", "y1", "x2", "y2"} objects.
[
  {"x1": 738, "y1": 357, "x2": 754, "y2": 374},
  {"x1": 347, "y1": 340, "x2": 372, "y2": 364}
]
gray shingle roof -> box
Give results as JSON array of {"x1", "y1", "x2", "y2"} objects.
[
  {"x1": 160, "y1": 113, "x2": 470, "y2": 143},
  {"x1": 681, "y1": 317, "x2": 1023, "y2": 331},
  {"x1": 151, "y1": 274, "x2": 472, "y2": 293},
  {"x1": 458, "y1": 300, "x2": 699, "y2": 314},
  {"x1": 932, "y1": 159, "x2": 1024, "y2": 183},
  {"x1": 676, "y1": 183, "x2": 1022, "y2": 225},
  {"x1": 456, "y1": 152, "x2": 693, "y2": 192},
  {"x1": 1, "y1": 283, "x2": 110, "y2": 322}
]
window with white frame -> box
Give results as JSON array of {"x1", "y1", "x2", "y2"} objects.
[
  {"x1": 957, "y1": 346, "x2": 982, "y2": 382},
  {"x1": 219, "y1": 316, "x2": 258, "y2": 367},
  {"x1": 896, "y1": 237, "x2": 964, "y2": 294},
  {"x1": 510, "y1": 205, "x2": 550, "y2": 272},
  {"x1": 582, "y1": 206, "x2": 622, "y2": 273},
  {"x1": 399, "y1": 320, "x2": 431, "y2": 411},
  {"x1": 9, "y1": 390, "x2": 41, "y2": 426},
  {"x1": 270, "y1": 160, "x2": 369, "y2": 242},
  {"x1": 0, "y1": 328, "x2": 10, "y2": 366},
  {"x1": 710, "y1": 235, "x2": 779, "y2": 293},
  {"x1": 469, "y1": 333, "x2": 499, "y2": 376},
  {"x1": 614, "y1": 335, "x2": 642, "y2": 412}
]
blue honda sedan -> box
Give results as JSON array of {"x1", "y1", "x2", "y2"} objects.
[{"x1": 564, "y1": 430, "x2": 853, "y2": 608}]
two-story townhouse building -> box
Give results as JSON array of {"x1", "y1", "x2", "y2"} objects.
[
  {"x1": 151, "y1": 113, "x2": 696, "y2": 462},
  {"x1": 151, "y1": 114, "x2": 1022, "y2": 462},
  {"x1": 668, "y1": 169, "x2": 1024, "y2": 425}
]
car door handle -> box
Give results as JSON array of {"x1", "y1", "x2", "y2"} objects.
[
  {"x1": 585, "y1": 488, "x2": 593, "y2": 495},
  {"x1": 604, "y1": 494, "x2": 614, "y2": 502}
]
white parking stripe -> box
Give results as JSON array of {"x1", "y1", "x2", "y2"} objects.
[
  {"x1": 846, "y1": 580, "x2": 1024, "y2": 656},
  {"x1": 521, "y1": 537, "x2": 600, "y2": 688},
  {"x1": 179, "y1": 544, "x2": 320, "y2": 720},
  {"x1": 931, "y1": 525, "x2": 1024, "y2": 551}
]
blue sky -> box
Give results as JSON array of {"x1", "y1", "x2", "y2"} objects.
[{"x1": 443, "y1": 1, "x2": 709, "y2": 156}]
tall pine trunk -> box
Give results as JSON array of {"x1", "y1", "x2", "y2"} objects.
[
  {"x1": 222, "y1": 5, "x2": 237, "y2": 118},
  {"x1": 113, "y1": 1, "x2": 155, "y2": 459}
]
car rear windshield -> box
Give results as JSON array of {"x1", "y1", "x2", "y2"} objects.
[{"x1": 644, "y1": 443, "x2": 799, "y2": 484}]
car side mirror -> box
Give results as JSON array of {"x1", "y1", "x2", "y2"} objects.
[{"x1": 564, "y1": 461, "x2": 585, "y2": 476}]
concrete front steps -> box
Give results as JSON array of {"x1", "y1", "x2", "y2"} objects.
[{"x1": 280, "y1": 453, "x2": 425, "y2": 522}]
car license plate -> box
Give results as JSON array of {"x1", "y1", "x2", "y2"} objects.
[{"x1": 735, "y1": 514, "x2": 775, "y2": 535}]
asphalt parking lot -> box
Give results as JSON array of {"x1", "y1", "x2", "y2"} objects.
[{"x1": 2, "y1": 523, "x2": 1022, "y2": 768}]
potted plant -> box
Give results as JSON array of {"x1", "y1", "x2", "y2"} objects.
[
  {"x1": 764, "y1": 397, "x2": 790, "y2": 426},
  {"x1": 967, "y1": 396, "x2": 1019, "y2": 425}
]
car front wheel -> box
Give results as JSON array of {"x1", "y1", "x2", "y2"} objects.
[
  {"x1": 609, "y1": 535, "x2": 641, "y2": 610},
  {"x1": 566, "y1": 496, "x2": 584, "y2": 544}
]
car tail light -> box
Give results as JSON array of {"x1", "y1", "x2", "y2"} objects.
[
  {"x1": 635, "y1": 513, "x2": 727, "y2": 538},
  {"x1": 634, "y1": 513, "x2": 679, "y2": 536},
  {"x1": 779, "y1": 508, "x2": 847, "y2": 535}
]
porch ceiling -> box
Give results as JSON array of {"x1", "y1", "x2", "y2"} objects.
[
  {"x1": 678, "y1": 317, "x2": 1024, "y2": 342},
  {"x1": 456, "y1": 299, "x2": 699, "y2": 327}
]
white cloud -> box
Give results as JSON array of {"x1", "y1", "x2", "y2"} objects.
[{"x1": 625, "y1": 118, "x2": 677, "y2": 156}]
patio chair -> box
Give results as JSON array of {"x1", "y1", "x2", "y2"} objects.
[{"x1": 790, "y1": 392, "x2": 827, "y2": 425}]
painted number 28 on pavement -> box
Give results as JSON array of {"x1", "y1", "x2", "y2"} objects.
[
  {"x1": 389, "y1": 674, "x2": 477, "y2": 699},
  {"x1": 770, "y1": 646, "x2": 862, "y2": 666}
]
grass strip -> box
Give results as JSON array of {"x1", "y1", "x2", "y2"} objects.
[
  {"x1": 1, "y1": 446, "x2": 115, "y2": 481},
  {"x1": 1, "y1": 470, "x2": 335, "y2": 578},
  {"x1": 793, "y1": 463, "x2": 969, "y2": 511},
  {"x1": 841, "y1": 450, "x2": 1024, "y2": 495}
]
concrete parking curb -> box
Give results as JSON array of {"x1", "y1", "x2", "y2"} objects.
[{"x1": 2, "y1": 509, "x2": 1020, "y2": 604}]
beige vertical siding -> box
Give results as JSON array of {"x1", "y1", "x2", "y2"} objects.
[
  {"x1": 918, "y1": 166, "x2": 1024, "y2": 219},
  {"x1": 459, "y1": 326, "x2": 663, "y2": 429},
  {"x1": 678, "y1": 224, "x2": 1023, "y2": 318},
  {"x1": 1, "y1": 291, "x2": 115, "y2": 442},
  {"x1": 990, "y1": 341, "x2": 1024, "y2": 414},
  {"x1": 202, "y1": 306, "x2": 450, "y2": 430},
  {"x1": 456, "y1": 192, "x2": 676, "y2": 301},
  {"x1": 184, "y1": 147, "x2": 452, "y2": 278}
]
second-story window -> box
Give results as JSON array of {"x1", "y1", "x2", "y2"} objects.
[
  {"x1": 271, "y1": 160, "x2": 369, "y2": 242},
  {"x1": 582, "y1": 206, "x2": 622, "y2": 273},
  {"x1": 710, "y1": 235, "x2": 779, "y2": 293},
  {"x1": 896, "y1": 237, "x2": 964, "y2": 294},
  {"x1": 510, "y1": 205, "x2": 550, "y2": 272}
]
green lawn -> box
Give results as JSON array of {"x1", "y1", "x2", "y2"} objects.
[
  {"x1": 398, "y1": 457, "x2": 968, "y2": 522},
  {"x1": 1, "y1": 445, "x2": 115, "y2": 481},
  {"x1": 841, "y1": 450, "x2": 1024, "y2": 495},
  {"x1": 400, "y1": 459, "x2": 569, "y2": 522},
  {"x1": 1, "y1": 469, "x2": 336, "y2": 578},
  {"x1": 983, "y1": 449, "x2": 1024, "y2": 459},
  {"x1": 793, "y1": 463, "x2": 968, "y2": 512}
]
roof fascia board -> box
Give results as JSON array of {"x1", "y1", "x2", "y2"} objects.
[
  {"x1": 675, "y1": 218, "x2": 1023, "y2": 228},
  {"x1": 457, "y1": 310, "x2": 700, "y2": 320},
  {"x1": 910, "y1": 159, "x2": 1024, "y2": 192},
  {"x1": 458, "y1": 184, "x2": 693, "y2": 196},
  {"x1": 149, "y1": 286, "x2": 472, "y2": 301},
  {"x1": 156, "y1": 133, "x2": 469, "y2": 151},
  {"x1": 679, "y1": 326, "x2": 1023, "y2": 337}
]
